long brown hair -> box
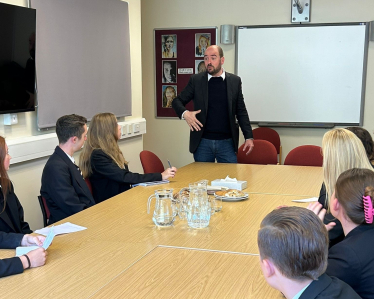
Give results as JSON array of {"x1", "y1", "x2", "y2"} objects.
[
  {"x1": 335, "y1": 168, "x2": 374, "y2": 225},
  {"x1": 79, "y1": 113, "x2": 126, "y2": 178},
  {"x1": 0, "y1": 136, "x2": 11, "y2": 211}
]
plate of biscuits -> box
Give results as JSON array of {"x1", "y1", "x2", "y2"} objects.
[{"x1": 214, "y1": 189, "x2": 249, "y2": 201}]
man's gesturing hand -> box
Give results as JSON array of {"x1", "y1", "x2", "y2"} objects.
[{"x1": 184, "y1": 110, "x2": 203, "y2": 131}]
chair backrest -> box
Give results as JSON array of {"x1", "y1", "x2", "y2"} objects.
[
  {"x1": 284, "y1": 145, "x2": 323, "y2": 167},
  {"x1": 140, "y1": 150, "x2": 165, "y2": 174},
  {"x1": 237, "y1": 140, "x2": 278, "y2": 165},
  {"x1": 38, "y1": 195, "x2": 50, "y2": 227},
  {"x1": 85, "y1": 177, "x2": 93, "y2": 194},
  {"x1": 252, "y1": 127, "x2": 281, "y2": 154}
]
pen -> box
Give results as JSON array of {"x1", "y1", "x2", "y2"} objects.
[{"x1": 167, "y1": 160, "x2": 172, "y2": 168}]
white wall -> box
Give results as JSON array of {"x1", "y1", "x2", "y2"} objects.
[
  {"x1": 1, "y1": 0, "x2": 144, "y2": 230},
  {"x1": 141, "y1": 0, "x2": 374, "y2": 167}
]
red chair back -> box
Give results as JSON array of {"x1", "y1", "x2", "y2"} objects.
[
  {"x1": 237, "y1": 140, "x2": 278, "y2": 165},
  {"x1": 252, "y1": 127, "x2": 281, "y2": 154},
  {"x1": 284, "y1": 145, "x2": 323, "y2": 167},
  {"x1": 140, "y1": 150, "x2": 165, "y2": 174},
  {"x1": 85, "y1": 177, "x2": 93, "y2": 194},
  {"x1": 38, "y1": 195, "x2": 50, "y2": 227}
]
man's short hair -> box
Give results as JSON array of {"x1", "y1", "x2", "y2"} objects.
[
  {"x1": 258, "y1": 206, "x2": 328, "y2": 281},
  {"x1": 56, "y1": 114, "x2": 87, "y2": 144},
  {"x1": 217, "y1": 46, "x2": 224, "y2": 58}
]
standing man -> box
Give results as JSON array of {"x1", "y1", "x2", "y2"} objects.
[
  {"x1": 172, "y1": 45, "x2": 254, "y2": 163},
  {"x1": 41, "y1": 114, "x2": 95, "y2": 224}
]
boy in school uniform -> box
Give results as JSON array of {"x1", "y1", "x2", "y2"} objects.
[{"x1": 257, "y1": 207, "x2": 360, "y2": 299}]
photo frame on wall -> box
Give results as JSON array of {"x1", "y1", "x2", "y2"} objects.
[{"x1": 154, "y1": 27, "x2": 217, "y2": 118}]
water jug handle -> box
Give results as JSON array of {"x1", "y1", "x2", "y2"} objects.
[{"x1": 147, "y1": 194, "x2": 155, "y2": 214}]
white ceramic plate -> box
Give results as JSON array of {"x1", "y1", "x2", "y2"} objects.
[{"x1": 215, "y1": 193, "x2": 249, "y2": 202}]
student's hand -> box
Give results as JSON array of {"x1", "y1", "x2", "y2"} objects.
[
  {"x1": 307, "y1": 202, "x2": 336, "y2": 231},
  {"x1": 21, "y1": 235, "x2": 46, "y2": 247},
  {"x1": 242, "y1": 139, "x2": 254, "y2": 155},
  {"x1": 162, "y1": 167, "x2": 177, "y2": 180},
  {"x1": 184, "y1": 110, "x2": 203, "y2": 131},
  {"x1": 20, "y1": 248, "x2": 48, "y2": 269}
]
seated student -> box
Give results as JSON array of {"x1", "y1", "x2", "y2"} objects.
[
  {"x1": 0, "y1": 136, "x2": 32, "y2": 234},
  {"x1": 79, "y1": 113, "x2": 177, "y2": 203},
  {"x1": 0, "y1": 231, "x2": 47, "y2": 278},
  {"x1": 318, "y1": 128, "x2": 373, "y2": 247},
  {"x1": 310, "y1": 168, "x2": 374, "y2": 299},
  {"x1": 41, "y1": 115, "x2": 95, "y2": 224},
  {"x1": 346, "y1": 126, "x2": 374, "y2": 166},
  {"x1": 258, "y1": 206, "x2": 360, "y2": 299}
]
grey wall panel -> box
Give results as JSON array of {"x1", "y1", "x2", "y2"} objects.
[{"x1": 31, "y1": 0, "x2": 132, "y2": 128}]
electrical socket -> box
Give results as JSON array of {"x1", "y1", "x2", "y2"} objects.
[{"x1": 3, "y1": 113, "x2": 18, "y2": 125}]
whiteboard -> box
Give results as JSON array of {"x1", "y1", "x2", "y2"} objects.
[{"x1": 236, "y1": 23, "x2": 369, "y2": 126}]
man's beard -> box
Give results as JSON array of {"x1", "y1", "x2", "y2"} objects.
[{"x1": 207, "y1": 64, "x2": 221, "y2": 76}]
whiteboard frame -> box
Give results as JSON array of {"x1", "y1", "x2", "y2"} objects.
[{"x1": 235, "y1": 22, "x2": 370, "y2": 127}]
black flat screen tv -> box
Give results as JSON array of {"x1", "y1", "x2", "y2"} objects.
[{"x1": 0, "y1": 2, "x2": 36, "y2": 114}]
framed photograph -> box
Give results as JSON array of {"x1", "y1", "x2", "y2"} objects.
[
  {"x1": 195, "y1": 33, "x2": 211, "y2": 57},
  {"x1": 154, "y1": 27, "x2": 217, "y2": 117},
  {"x1": 161, "y1": 34, "x2": 177, "y2": 58},
  {"x1": 162, "y1": 60, "x2": 177, "y2": 83},
  {"x1": 162, "y1": 85, "x2": 177, "y2": 108},
  {"x1": 195, "y1": 60, "x2": 205, "y2": 74}
]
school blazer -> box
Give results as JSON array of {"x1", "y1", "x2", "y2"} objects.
[
  {"x1": 89, "y1": 149, "x2": 162, "y2": 203},
  {"x1": 300, "y1": 273, "x2": 361, "y2": 299},
  {"x1": 0, "y1": 184, "x2": 32, "y2": 234},
  {"x1": 0, "y1": 231, "x2": 24, "y2": 277},
  {"x1": 41, "y1": 146, "x2": 95, "y2": 224}
]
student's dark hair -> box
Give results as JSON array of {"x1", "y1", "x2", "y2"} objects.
[
  {"x1": 335, "y1": 168, "x2": 374, "y2": 225},
  {"x1": 258, "y1": 207, "x2": 328, "y2": 281},
  {"x1": 346, "y1": 127, "x2": 374, "y2": 162},
  {"x1": 56, "y1": 114, "x2": 87, "y2": 144}
]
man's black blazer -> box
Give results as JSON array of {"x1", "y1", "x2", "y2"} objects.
[
  {"x1": 41, "y1": 146, "x2": 95, "y2": 224},
  {"x1": 0, "y1": 231, "x2": 24, "y2": 277},
  {"x1": 0, "y1": 184, "x2": 32, "y2": 234},
  {"x1": 172, "y1": 71, "x2": 253, "y2": 153}
]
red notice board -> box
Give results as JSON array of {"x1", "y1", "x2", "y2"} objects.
[{"x1": 154, "y1": 27, "x2": 217, "y2": 118}]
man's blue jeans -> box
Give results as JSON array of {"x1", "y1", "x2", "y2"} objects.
[{"x1": 193, "y1": 138, "x2": 237, "y2": 163}]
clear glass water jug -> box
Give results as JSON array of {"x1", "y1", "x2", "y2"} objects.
[{"x1": 147, "y1": 189, "x2": 177, "y2": 226}]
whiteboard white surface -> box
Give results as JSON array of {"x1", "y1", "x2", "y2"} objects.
[{"x1": 236, "y1": 23, "x2": 368, "y2": 125}]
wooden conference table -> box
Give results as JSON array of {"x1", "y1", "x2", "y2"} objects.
[{"x1": 0, "y1": 163, "x2": 323, "y2": 298}]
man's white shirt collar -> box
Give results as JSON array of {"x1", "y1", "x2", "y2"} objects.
[{"x1": 207, "y1": 69, "x2": 226, "y2": 81}]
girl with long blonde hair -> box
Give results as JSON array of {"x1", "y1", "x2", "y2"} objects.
[
  {"x1": 318, "y1": 128, "x2": 373, "y2": 246},
  {"x1": 80, "y1": 113, "x2": 176, "y2": 203}
]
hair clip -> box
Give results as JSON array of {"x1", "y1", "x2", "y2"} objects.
[{"x1": 363, "y1": 195, "x2": 374, "y2": 224}]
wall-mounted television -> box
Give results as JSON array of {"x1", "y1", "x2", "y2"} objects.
[{"x1": 0, "y1": 2, "x2": 36, "y2": 114}]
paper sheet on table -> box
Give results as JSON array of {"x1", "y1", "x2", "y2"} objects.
[
  {"x1": 292, "y1": 197, "x2": 318, "y2": 203},
  {"x1": 16, "y1": 226, "x2": 56, "y2": 256},
  {"x1": 16, "y1": 246, "x2": 39, "y2": 256},
  {"x1": 133, "y1": 180, "x2": 169, "y2": 187},
  {"x1": 34, "y1": 222, "x2": 87, "y2": 236}
]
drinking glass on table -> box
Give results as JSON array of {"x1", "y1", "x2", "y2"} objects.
[{"x1": 186, "y1": 182, "x2": 211, "y2": 228}]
